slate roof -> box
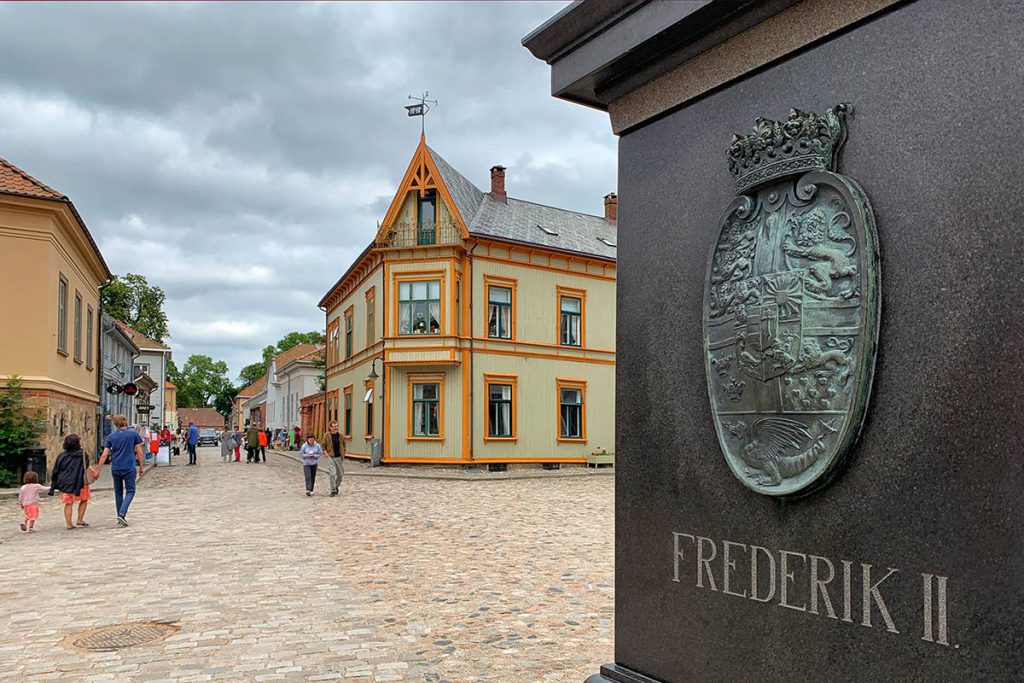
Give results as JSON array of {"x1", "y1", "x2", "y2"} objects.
[
  {"x1": 115, "y1": 320, "x2": 170, "y2": 350},
  {"x1": 427, "y1": 146, "x2": 616, "y2": 260}
]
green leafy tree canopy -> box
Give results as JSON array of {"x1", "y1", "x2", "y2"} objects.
[
  {"x1": 0, "y1": 376, "x2": 46, "y2": 486},
  {"x1": 102, "y1": 273, "x2": 170, "y2": 342},
  {"x1": 175, "y1": 354, "x2": 233, "y2": 412}
]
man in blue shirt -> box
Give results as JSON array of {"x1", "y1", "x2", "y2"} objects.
[
  {"x1": 186, "y1": 421, "x2": 199, "y2": 465},
  {"x1": 96, "y1": 414, "x2": 145, "y2": 527}
]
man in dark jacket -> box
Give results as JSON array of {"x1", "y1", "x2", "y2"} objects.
[
  {"x1": 245, "y1": 423, "x2": 260, "y2": 463},
  {"x1": 324, "y1": 420, "x2": 344, "y2": 497}
]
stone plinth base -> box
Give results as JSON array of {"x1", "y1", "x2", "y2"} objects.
[{"x1": 586, "y1": 664, "x2": 663, "y2": 683}]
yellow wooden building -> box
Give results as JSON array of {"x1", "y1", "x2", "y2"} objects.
[{"x1": 320, "y1": 136, "x2": 616, "y2": 467}]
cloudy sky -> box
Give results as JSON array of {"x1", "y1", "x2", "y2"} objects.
[{"x1": 0, "y1": 1, "x2": 616, "y2": 382}]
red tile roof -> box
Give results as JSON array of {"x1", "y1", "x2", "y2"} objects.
[
  {"x1": 0, "y1": 156, "x2": 64, "y2": 200},
  {"x1": 178, "y1": 407, "x2": 226, "y2": 428},
  {"x1": 115, "y1": 320, "x2": 169, "y2": 350},
  {"x1": 273, "y1": 343, "x2": 322, "y2": 370},
  {"x1": 237, "y1": 374, "x2": 267, "y2": 398}
]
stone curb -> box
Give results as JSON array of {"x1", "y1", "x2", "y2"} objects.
[
  {"x1": 0, "y1": 462, "x2": 159, "y2": 500},
  {"x1": 267, "y1": 449, "x2": 615, "y2": 482}
]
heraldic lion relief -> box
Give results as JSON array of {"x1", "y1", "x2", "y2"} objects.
[{"x1": 704, "y1": 104, "x2": 880, "y2": 497}]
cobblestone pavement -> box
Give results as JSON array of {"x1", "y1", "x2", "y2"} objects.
[{"x1": 0, "y1": 447, "x2": 613, "y2": 681}]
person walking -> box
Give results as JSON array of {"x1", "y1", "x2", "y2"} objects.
[
  {"x1": 19, "y1": 472, "x2": 48, "y2": 532},
  {"x1": 220, "y1": 427, "x2": 234, "y2": 462},
  {"x1": 299, "y1": 434, "x2": 322, "y2": 496},
  {"x1": 186, "y1": 421, "x2": 199, "y2": 465},
  {"x1": 258, "y1": 427, "x2": 268, "y2": 462},
  {"x1": 324, "y1": 420, "x2": 344, "y2": 497},
  {"x1": 47, "y1": 433, "x2": 95, "y2": 530},
  {"x1": 96, "y1": 414, "x2": 145, "y2": 526},
  {"x1": 245, "y1": 423, "x2": 260, "y2": 463},
  {"x1": 233, "y1": 428, "x2": 242, "y2": 462}
]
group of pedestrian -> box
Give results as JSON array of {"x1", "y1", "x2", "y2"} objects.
[{"x1": 18, "y1": 413, "x2": 146, "y2": 532}]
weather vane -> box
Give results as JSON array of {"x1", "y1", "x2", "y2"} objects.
[{"x1": 405, "y1": 91, "x2": 438, "y2": 135}]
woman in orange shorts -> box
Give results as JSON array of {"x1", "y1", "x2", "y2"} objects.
[{"x1": 48, "y1": 433, "x2": 95, "y2": 529}]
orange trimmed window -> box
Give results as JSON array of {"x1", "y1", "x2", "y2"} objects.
[
  {"x1": 364, "y1": 379, "x2": 374, "y2": 438},
  {"x1": 344, "y1": 306, "x2": 354, "y2": 359},
  {"x1": 558, "y1": 286, "x2": 586, "y2": 347},
  {"x1": 484, "y1": 374, "x2": 517, "y2": 441},
  {"x1": 327, "y1": 318, "x2": 341, "y2": 366},
  {"x1": 366, "y1": 287, "x2": 376, "y2": 346},
  {"x1": 394, "y1": 271, "x2": 444, "y2": 335},
  {"x1": 557, "y1": 378, "x2": 587, "y2": 442},
  {"x1": 343, "y1": 385, "x2": 353, "y2": 438},
  {"x1": 408, "y1": 373, "x2": 444, "y2": 440},
  {"x1": 485, "y1": 275, "x2": 516, "y2": 340},
  {"x1": 327, "y1": 388, "x2": 339, "y2": 425},
  {"x1": 417, "y1": 190, "x2": 438, "y2": 245}
]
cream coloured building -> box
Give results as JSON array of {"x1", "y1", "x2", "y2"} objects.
[
  {"x1": 320, "y1": 135, "x2": 616, "y2": 467},
  {"x1": 0, "y1": 156, "x2": 112, "y2": 466}
]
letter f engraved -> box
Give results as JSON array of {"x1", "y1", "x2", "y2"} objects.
[{"x1": 673, "y1": 533, "x2": 695, "y2": 583}]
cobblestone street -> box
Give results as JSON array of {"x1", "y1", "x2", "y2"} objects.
[{"x1": 0, "y1": 447, "x2": 614, "y2": 682}]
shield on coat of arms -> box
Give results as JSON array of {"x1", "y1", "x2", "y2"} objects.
[{"x1": 703, "y1": 104, "x2": 880, "y2": 497}]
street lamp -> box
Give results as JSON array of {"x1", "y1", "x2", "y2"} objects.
[{"x1": 366, "y1": 358, "x2": 380, "y2": 381}]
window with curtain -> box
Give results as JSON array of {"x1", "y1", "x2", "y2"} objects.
[
  {"x1": 73, "y1": 293, "x2": 82, "y2": 362},
  {"x1": 417, "y1": 190, "x2": 436, "y2": 245},
  {"x1": 488, "y1": 286, "x2": 512, "y2": 339},
  {"x1": 57, "y1": 275, "x2": 67, "y2": 353},
  {"x1": 399, "y1": 280, "x2": 441, "y2": 335},
  {"x1": 488, "y1": 384, "x2": 513, "y2": 437},
  {"x1": 412, "y1": 383, "x2": 440, "y2": 437},
  {"x1": 364, "y1": 384, "x2": 374, "y2": 437},
  {"x1": 560, "y1": 296, "x2": 582, "y2": 346},
  {"x1": 560, "y1": 387, "x2": 583, "y2": 439},
  {"x1": 366, "y1": 295, "x2": 375, "y2": 345},
  {"x1": 328, "y1": 320, "x2": 340, "y2": 365}
]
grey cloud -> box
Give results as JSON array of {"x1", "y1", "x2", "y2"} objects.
[{"x1": 0, "y1": 1, "x2": 614, "y2": 380}]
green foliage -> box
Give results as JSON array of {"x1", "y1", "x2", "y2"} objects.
[
  {"x1": 310, "y1": 348, "x2": 326, "y2": 392},
  {"x1": 0, "y1": 376, "x2": 46, "y2": 487},
  {"x1": 175, "y1": 354, "x2": 232, "y2": 410},
  {"x1": 102, "y1": 273, "x2": 170, "y2": 342},
  {"x1": 237, "y1": 361, "x2": 266, "y2": 388}
]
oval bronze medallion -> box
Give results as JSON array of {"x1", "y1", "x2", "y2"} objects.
[{"x1": 704, "y1": 104, "x2": 879, "y2": 497}]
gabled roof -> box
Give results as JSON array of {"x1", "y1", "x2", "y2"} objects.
[
  {"x1": 237, "y1": 374, "x2": 267, "y2": 399},
  {"x1": 178, "y1": 407, "x2": 225, "y2": 427},
  {"x1": 115, "y1": 320, "x2": 169, "y2": 351},
  {"x1": 427, "y1": 146, "x2": 484, "y2": 228},
  {"x1": 0, "y1": 157, "x2": 63, "y2": 199},
  {"x1": 273, "y1": 343, "x2": 322, "y2": 373},
  {"x1": 0, "y1": 155, "x2": 112, "y2": 279},
  {"x1": 165, "y1": 381, "x2": 176, "y2": 389}
]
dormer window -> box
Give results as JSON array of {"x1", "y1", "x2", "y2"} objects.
[{"x1": 417, "y1": 190, "x2": 437, "y2": 245}]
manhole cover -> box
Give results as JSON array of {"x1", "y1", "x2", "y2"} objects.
[{"x1": 70, "y1": 621, "x2": 180, "y2": 651}]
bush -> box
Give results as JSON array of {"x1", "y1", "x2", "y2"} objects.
[{"x1": 0, "y1": 376, "x2": 46, "y2": 487}]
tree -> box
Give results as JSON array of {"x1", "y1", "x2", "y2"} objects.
[
  {"x1": 0, "y1": 376, "x2": 46, "y2": 487},
  {"x1": 237, "y1": 361, "x2": 266, "y2": 388},
  {"x1": 175, "y1": 355, "x2": 232, "y2": 410},
  {"x1": 102, "y1": 273, "x2": 170, "y2": 341}
]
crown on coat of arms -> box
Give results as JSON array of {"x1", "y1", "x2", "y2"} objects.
[{"x1": 728, "y1": 103, "x2": 851, "y2": 194}]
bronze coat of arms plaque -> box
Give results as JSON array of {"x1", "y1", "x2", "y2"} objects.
[{"x1": 704, "y1": 104, "x2": 879, "y2": 496}]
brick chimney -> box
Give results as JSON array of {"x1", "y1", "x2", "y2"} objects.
[
  {"x1": 604, "y1": 192, "x2": 617, "y2": 225},
  {"x1": 490, "y1": 165, "x2": 507, "y2": 203}
]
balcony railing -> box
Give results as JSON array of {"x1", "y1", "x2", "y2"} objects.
[{"x1": 377, "y1": 219, "x2": 462, "y2": 248}]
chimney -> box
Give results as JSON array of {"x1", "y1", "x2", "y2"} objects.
[
  {"x1": 490, "y1": 165, "x2": 507, "y2": 203},
  {"x1": 604, "y1": 192, "x2": 617, "y2": 224}
]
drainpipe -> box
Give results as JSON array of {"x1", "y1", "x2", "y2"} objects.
[
  {"x1": 95, "y1": 279, "x2": 113, "y2": 457},
  {"x1": 467, "y1": 240, "x2": 478, "y2": 466},
  {"x1": 318, "y1": 304, "x2": 328, "y2": 439}
]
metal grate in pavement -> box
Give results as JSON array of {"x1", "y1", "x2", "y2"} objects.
[{"x1": 71, "y1": 621, "x2": 180, "y2": 651}]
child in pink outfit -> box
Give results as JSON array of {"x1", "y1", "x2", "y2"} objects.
[{"x1": 19, "y1": 471, "x2": 48, "y2": 532}]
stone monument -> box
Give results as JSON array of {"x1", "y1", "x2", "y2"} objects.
[{"x1": 525, "y1": 1, "x2": 1024, "y2": 680}]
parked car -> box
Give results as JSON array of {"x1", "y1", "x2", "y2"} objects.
[{"x1": 197, "y1": 428, "x2": 220, "y2": 446}]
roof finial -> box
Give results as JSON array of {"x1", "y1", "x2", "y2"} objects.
[{"x1": 405, "y1": 91, "x2": 438, "y2": 136}]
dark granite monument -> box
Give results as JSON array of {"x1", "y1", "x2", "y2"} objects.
[{"x1": 525, "y1": 1, "x2": 1024, "y2": 681}]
